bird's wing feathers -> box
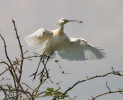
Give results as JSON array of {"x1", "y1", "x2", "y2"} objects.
[
  {"x1": 25, "y1": 28, "x2": 53, "y2": 48},
  {"x1": 57, "y1": 36, "x2": 106, "y2": 61}
]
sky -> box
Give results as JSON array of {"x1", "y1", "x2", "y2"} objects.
[{"x1": 0, "y1": 0, "x2": 123, "y2": 100}]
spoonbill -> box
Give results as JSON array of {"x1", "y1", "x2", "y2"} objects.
[{"x1": 25, "y1": 18, "x2": 105, "y2": 61}]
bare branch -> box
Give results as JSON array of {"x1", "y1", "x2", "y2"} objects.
[
  {"x1": 91, "y1": 89, "x2": 123, "y2": 100},
  {"x1": 12, "y1": 19, "x2": 24, "y2": 82},
  {"x1": 32, "y1": 77, "x2": 48, "y2": 95},
  {"x1": 22, "y1": 83, "x2": 34, "y2": 91},
  {"x1": 63, "y1": 69, "x2": 123, "y2": 95},
  {"x1": 0, "y1": 67, "x2": 11, "y2": 76},
  {"x1": 0, "y1": 34, "x2": 13, "y2": 67},
  {"x1": 0, "y1": 34, "x2": 18, "y2": 88},
  {"x1": 106, "y1": 81, "x2": 111, "y2": 92}
]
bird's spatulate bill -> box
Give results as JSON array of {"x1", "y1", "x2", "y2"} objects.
[{"x1": 67, "y1": 20, "x2": 83, "y2": 23}]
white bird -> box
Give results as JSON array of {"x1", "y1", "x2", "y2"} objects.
[{"x1": 25, "y1": 18, "x2": 105, "y2": 61}]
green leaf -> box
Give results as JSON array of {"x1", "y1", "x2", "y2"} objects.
[
  {"x1": 42, "y1": 92, "x2": 52, "y2": 97},
  {"x1": 47, "y1": 87, "x2": 54, "y2": 92}
]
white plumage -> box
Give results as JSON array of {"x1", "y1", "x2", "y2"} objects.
[{"x1": 25, "y1": 18, "x2": 105, "y2": 61}]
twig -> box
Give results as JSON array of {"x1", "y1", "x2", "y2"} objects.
[
  {"x1": 22, "y1": 83, "x2": 34, "y2": 91},
  {"x1": 0, "y1": 85, "x2": 32, "y2": 97},
  {"x1": 91, "y1": 90, "x2": 123, "y2": 100},
  {"x1": 12, "y1": 19, "x2": 24, "y2": 82},
  {"x1": 54, "y1": 59, "x2": 65, "y2": 73},
  {"x1": 106, "y1": 81, "x2": 111, "y2": 92},
  {"x1": 91, "y1": 82, "x2": 123, "y2": 100},
  {"x1": 54, "y1": 59, "x2": 70, "y2": 74},
  {"x1": 30, "y1": 55, "x2": 43, "y2": 80},
  {"x1": 49, "y1": 80, "x2": 75, "y2": 100},
  {"x1": 12, "y1": 19, "x2": 25, "y2": 100},
  {"x1": 0, "y1": 67, "x2": 11, "y2": 76},
  {"x1": 0, "y1": 34, "x2": 17, "y2": 89},
  {"x1": 0, "y1": 34, "x2": 13, "y2": 70},
  {"x1": 32, "y1": 77, "x2": 48, "y2": 96},
  {"x1": 63, "y1": 69, "x2": 123, "y2": 95}
]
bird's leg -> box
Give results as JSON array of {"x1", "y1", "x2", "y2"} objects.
[
  {"x1": 37, "y1": 52, "x2": 53, "y2": 81},
  {"x1": 37, "y1": 53, "x2": 46, "y2": 76},
  {"x1": 45, "y1": 52, "x2": 54, "y2": 65},
  {"x1": 38, "y1": 53, "x2": 48, "y2": 82},
  {"x1": 30, "y1": 52, "x2": 45, "y2": 80},
  {"x1": 44, "y1": 52, "x2": 54, "y2": 77}
]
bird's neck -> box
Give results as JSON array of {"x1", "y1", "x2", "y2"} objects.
[{"x1": 59, "y1": 24, "x2": 64, "y2": 32}]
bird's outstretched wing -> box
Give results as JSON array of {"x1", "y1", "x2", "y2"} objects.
[
  {"x1": 25, "y1": 28, "x2": 53, "y2": 48},
  {"x1": 57, "y1": 36, "x2": 106, "y2": 61}
]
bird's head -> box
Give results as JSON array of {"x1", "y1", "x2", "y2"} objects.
[{"x1": 54, "y1": 18, "x2": 82, "y2": 26}]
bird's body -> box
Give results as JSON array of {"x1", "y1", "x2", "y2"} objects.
[
  {"x1": 41, "y1": 29, "x2": 66, "y2": 56},
  {"x1": 25, "y1": 18, "x2": 105, "y2": 61}
]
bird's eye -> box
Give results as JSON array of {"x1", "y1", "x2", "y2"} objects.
[{"x1": 62, "y1": 19, "x2": 64, "y2": 21}]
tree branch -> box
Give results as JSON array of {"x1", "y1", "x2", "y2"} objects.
[
  {"x1": 91, "y1": 90, "x2": 123, "y2": 100},
  {"x1": 12, "y1": 19, "x2": 24, "y2": 82},
  {"x1": 63, "y1": 69, "x2": 123, "y2": 95},
  {"x1": 0, "y1": 34, "x2": 18, "y2": 88}
]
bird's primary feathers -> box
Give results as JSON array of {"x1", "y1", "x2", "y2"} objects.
[{"x1": 25, "y1": 18, "x2": 106, "y2": 61}]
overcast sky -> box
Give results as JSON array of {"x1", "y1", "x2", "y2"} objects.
[{"x1": 0, "y1": 0, "x2": 123, "y2": 100}]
